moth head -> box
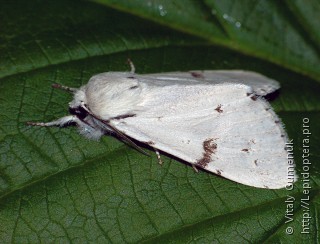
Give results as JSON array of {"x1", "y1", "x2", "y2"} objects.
[
  {"x1": 69, "y1": 87, "x2": 87, "y2": 109},
  {"x1": 68, "y1": 87, "x2": 89, "y2": 120},
  {"x1": 68, "y1": 105, "x2": 88, "y2": 120}
]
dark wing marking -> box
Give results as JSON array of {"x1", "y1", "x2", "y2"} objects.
[
  {"x1": 82, "y1": 104, "x2": 149, "y2": 155},
  {"x1": 102, "y1": 120, "x2": 150, "y2": 156}
]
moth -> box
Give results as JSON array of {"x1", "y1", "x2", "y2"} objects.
[{"x1": 28, "y1": 61, "x2": 297, "y2": 189}]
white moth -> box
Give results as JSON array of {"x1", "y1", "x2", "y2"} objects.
[{"x1": 28, "y1": 61, "x2": 297, "y2": 189}]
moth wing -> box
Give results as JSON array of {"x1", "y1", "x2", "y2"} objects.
[
  {"x1": 144, "y1": 70, "x2": 280, "y2": 96},
  {"x1": 111, "y1": 79, "x2": 295, "y2": 189}
]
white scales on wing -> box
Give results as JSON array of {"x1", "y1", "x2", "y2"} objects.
[{"x1": 28, "y1": 65, "x2": 297, "y2": 189}]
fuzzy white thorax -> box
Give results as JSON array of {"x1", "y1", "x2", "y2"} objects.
[{"x1": 82, "y1": 72, "x2": 144, "y2": 120}]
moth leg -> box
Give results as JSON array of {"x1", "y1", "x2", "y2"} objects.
[
  {"x1": 52, "y1": 83, "x2": 77, "y2": 93},
  {"x1": 153, "y1": 148, "x2": 163, "y2": 165},
  {"x1": 127, "y1": 58, "x2": 135, "y2": 74},
  {"x1": 192, "y1": 165, "x2": 199, "y2": 173},
  {"x1": 27, "y1": 115, "x2": 79, "y2": 127}
]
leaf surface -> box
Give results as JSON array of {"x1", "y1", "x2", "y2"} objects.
[
  {"x1": 92, "y1": 0, "x2": 320, "y2": 81},
  {"x1": 0, "y1": 0, "x2": 319, "y2": 243}
]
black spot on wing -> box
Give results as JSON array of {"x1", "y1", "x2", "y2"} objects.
[
  {"x1": 190, "y1": 71, "x2": 204, "y2": 79},
  {"x1": 145, "y1": 141, "x2": 155, "y2": 146},
  {"x1": 215, "y1": 104, "x2": 223, "y2": 113},
  {"x1": 246, "y1": 92, "x2": 258, "y2": 101},
  {"x1": 196, "y1": 138, "x2": 217, "y2": 168},
  {"x1": 110, "y1": 113, "x2": 136, "y2": 120}
]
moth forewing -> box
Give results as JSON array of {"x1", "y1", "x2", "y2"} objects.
[{"x1": 27, "y1": 65, "x2": 296, "y2": 189}]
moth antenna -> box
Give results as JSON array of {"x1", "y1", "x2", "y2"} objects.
[
  {"x1": 26, "y1": 115, "x2": 77, "y2": 127},
  {"x1": 52, "y1": 83, "x2": 77, "y2": 93},
  {"x1": 127, "y1": 58, "x2": 135, "y2": 74}
]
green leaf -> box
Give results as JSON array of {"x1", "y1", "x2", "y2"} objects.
[
  {"x1": 0, "y1": 0, "x2": 319, "y2": 243},
  {"x1": 92, "y1": 0, "x2": 320, "y2": 82}
]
